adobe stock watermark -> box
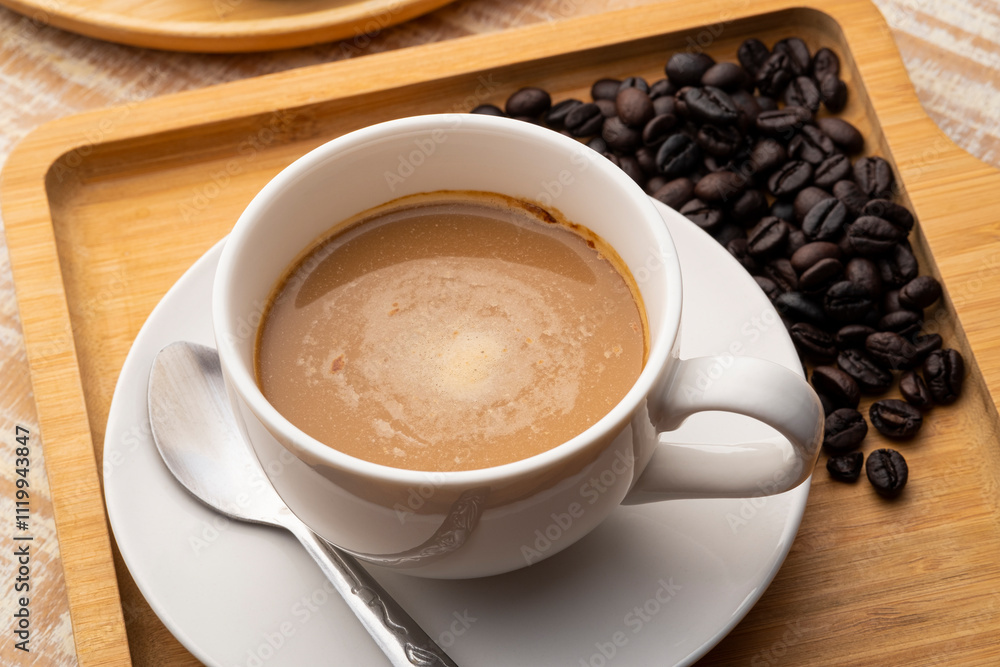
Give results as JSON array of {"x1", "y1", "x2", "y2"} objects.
[
  {"x1": 393, "y1": 471, "x2": 449, "y2": 524},
  {"x1": 521, "y1": 448, "x2": 636, "y2": 565},
  {"x1": 677, "y1": 305, "x2": 783, "y2": 400},
  {"x1": 577, "y1": 577, "x2": 683, "y2": 667},
  {"x1": 749, "y1": 619, "x2": 827, "y2": 666},
  {"x1": 724, "y1": 467, "x2": 793, "y2": 534},
  {"x1": 237, "y1": 572, "x2": 477, "y2": 667}
]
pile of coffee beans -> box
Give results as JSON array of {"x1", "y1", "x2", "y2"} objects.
[{"x1": 471, "y1": 36, "x2": 968, "y2": 498}]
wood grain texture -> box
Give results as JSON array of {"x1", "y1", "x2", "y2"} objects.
[{"x1": 0, "y1": 0, "x2": 998, "y2": 666}]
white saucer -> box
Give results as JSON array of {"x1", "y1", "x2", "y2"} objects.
[{"x1": 104, "y1": 200, "x2": 810, "y2": 667}]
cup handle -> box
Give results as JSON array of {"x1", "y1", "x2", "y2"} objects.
[{"x1": 624, "y1": 355, "x2": 824, "y2": 504}]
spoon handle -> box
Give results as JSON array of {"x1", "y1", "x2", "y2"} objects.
[{"x1": 288, "y1": 520, "x2": 459, "y2": 667}]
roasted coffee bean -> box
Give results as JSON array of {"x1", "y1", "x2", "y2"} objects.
[
  {"x1": 601, "y1": 116, "x2": 641, "y2": 152},
  {"x1": 683, "y1": 86, "x2": 739, "y2": 125},
  {"x1": 823, "y1": 407, "x2": 868, "y2": 452},
  {"x1": 749, "y1": 138, "x2": 787, "y2": 173},
  {"x1": 817, "y1": 392, "x2": 837, "y2": 416},
  {"x1": 591, "y1": 78, "x2": 622, "y2": 100},
  {"x1": 755, "y1": 95, "x2": 778, "y2": 111},
  {"x1": 545, "y1": 99, "x2": 583, "y2": 128},
  {"x1": 791, "y1": 241, "x2": 841, "y2": 273},
  {"x1": 913, "y1": 333, "x2": 943, "y2": 361},
  {"x1": 618, "y1": 155, "x2": 645, "y2": 187},
  {"x1": 802, "y1": 198, "x2": 848, "y2": 241},
  {"x1": 652, "y1": 177, "x2": 695, "y2": 209},
  {"x1": 866, "y1": 331, "x2": 918, "y2": 370},
  {"x1": 713, "y1": 223, "x2": 745, "y2": 247},
  {"x1": 836, "y1": 324, "x2": 877, "y2": 349},
  {"x1": 755, "y1": 52, "x2": 794, "y2": 97},
  {"x1": 899, "y1": 275, "x2": 942, "y2": 309},
  {"x1": 617, "y1": 87, "x2": 655, "y2": 128},
  {"x1": 730, "y1": 89, "x2": 761, "y2": 130},
  {"x1": 813, "y1": 154, "x2": 852, "y2": 189},
  {"x1": 770, "y1": 199, "x2": 796, "y2": 223},
  {"x1": 649, "y1": 78, "x2": 676, "y2": 99},
  {"x1": 730, "y1": 189, "x2": 769, "y2": 224},
  {"x1": 618, "y1": 76, "x2": 650, "y2": 93},
  {"x1": 754, "y1": 275, "x2": 783, "y2": 301},
  {"x1": 923, "y1": 349, "x2": 965, "y2": 405},
  {"x1": 506, "y1": 87, "x2": 551, "y2": 117},
  {"x1": 844, "y1": 257, "x2": 882, "y2": 297},
  {"x1": 768, "y1": 160, "x2": 813, "y2": 197},
  {"x1": 870, "y1": 399, "x2": 923, "y2": 438},
  {"x1": 819, "y1": 74, "x2": 848, "y2": 112},
  {"x1": 679, "y1": 198, "x2": 725, "y2": 232},
  {"x1": 827, "y1": 451, "x2": 864, "y2": 482},
  {"x1": 595, "y1": 98, "x2": 618, "y2": 117},
  {"x1": 471, "y1": 103, "x2": 505, "y2": 116},
  {"x1": 833, "y1": 179, "x2": 869, "y2": 216},
  {"x1": 854, "y1": 156, "x2": 895, "y2": 199},
  {"x1": 665, "y1": 52, "x2": 716, "y2": 87},
  {"x1": 815, "y1": 117, "x2": 863, "y2": 154},
  {"x1": 774, "y1": 291, "x2": 825, "y2": 325},
  {"x1": 764, "y1": 257, "x2": 800, "y2": 291},
  {"x1": 800, "y1": 257, "x2": 843, "y2": 293},
  {"x1": 789, "y1": 125, "x2": 836, "y2": 165},
  {"x1": 652, "y1": 94, "x2": 676, "y2": 116},
  {"x1": 793, "y1": 186, "x2": 832, "y2": 222},
  {"x1": 861, "y1": 199, "x2": 913, "y2": 233},
  {"x1": 564, "y1": 102, "x2": 604, "y2": 136},
  {"x1": 813, "y1": 366, "x2": 861, "y2": 408},
  {"x1": 877, "y1": 244, "x2": 919, "y2": 288},
  {"x1": 838, "y1": 348, "x2": 893, "y2": 394},
  {"x1": 812, "y1": 47, "x2": 841, "y2": 81},
  {"x1": 847, "y1": 216, "x2": 907, "y2": 256},
  {"x1": 791, "y1": 323, "x2": 837, "y2": 362},
  {"x1": 737, "y1": 38, "x2": 770, "y2": 77},
  {"x1": 645, "y1": 175, "x2": 667, "y2": 195},
  {"x1": 643, "y1": 113, "x2": 678, "y2": 145},
  {"x1": 756, "y1": 106, "x2": 812, "y2": 135},
  {"x1": 783, "y1": 76, "x2": 821, "y2": 112},
  {"x1": 701, "y1": 62, "x2": 751, "y2": 91},
  {"x1": 882, "y1": 289, "x2": 908, "y2": 314},
  {"x1": 878, "y1": 310, "x2": 922, "y2": 339},
  {"x1": 900, "y1": 371, "x2": 934, "y2": 410},
  {"x1": 694, "y1": 170, "x2": 748, "y2": 203},
  {"x1": 727, "y1": 238, "x2": 760, "y2": 273},
  {"x1": 586, "y1": 136, "x2": 608, "y2": 153},
  {"x1": 511, "y1": 115, "x2": 544, "y2": 125},
  {"x1": 635, "y1": 146, "x2": 658, "y2": 174},
  {"x1": 747, "y1": 216, "x2": 788, "y2": 258},
  {"x1": 824, "y1": 280, "x2": 874, "y2": 323},
  {"x1": 786, "y1": 229, "x2": 807, "y2": 255},
  {"x1": 695, "y1": 124, "x2": 743, "y2": 157},
  {"x1": 866, "y1": 448, "x2": 908, "y2": 497},
  {"x1": 774, "y1": 37, "x2": 811, "y2": 75},
  {"x1": 656, "y1": 133, "x2": 702, "y2": 176}
]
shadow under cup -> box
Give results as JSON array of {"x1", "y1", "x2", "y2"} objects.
[{"x1": 213, "y1": 113, "x2": 683, "y2": 578}]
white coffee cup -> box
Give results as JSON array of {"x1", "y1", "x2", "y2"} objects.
[{"x1": 213, "y1": 113, "x2": 823, "y2": 579}]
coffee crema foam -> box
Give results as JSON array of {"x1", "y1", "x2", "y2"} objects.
[{"x1": 256, "y1": 192, "x2": 646, "y2": 472}]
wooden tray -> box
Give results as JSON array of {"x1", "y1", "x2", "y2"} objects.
[
  {"x1": 0, "y1": 0, "x2": 455, "y2": 52},
  {"x1": 4, "y1": 0, "x2": 1000, "y2": 664}
]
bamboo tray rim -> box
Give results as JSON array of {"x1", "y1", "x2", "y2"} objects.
[
  {"x1": 4, "y1": 0, "x2": 1000, "y2": 662},
  {"x1": 0, "y1": 0, "x2": 458, "y2": 52}
]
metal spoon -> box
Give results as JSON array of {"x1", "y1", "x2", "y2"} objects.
[{"x1": 147, "y1": 340, "x2": 457, "y2": 667}]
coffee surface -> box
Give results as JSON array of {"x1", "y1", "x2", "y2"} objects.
[{"x1": 256, "y1": 192, "x2": 645, "y2": 471}]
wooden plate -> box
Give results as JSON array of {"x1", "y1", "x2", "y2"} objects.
[
  {"x1": 0, "y1": 0, "x2": 456, "y2": 52},
  {"x1": 3, "y1": 0, "x2": 1000, "y2": 663}
]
